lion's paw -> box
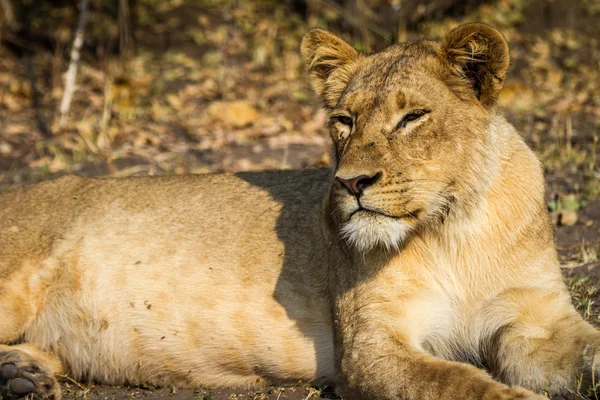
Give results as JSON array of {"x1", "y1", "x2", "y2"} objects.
[{"x1": 0, "y1": 350, "x2": 59, "y2": 399}]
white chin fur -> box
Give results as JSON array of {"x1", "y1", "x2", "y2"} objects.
[{"x1": 340, "y1": 213, "x2": 412, "y2": 253}]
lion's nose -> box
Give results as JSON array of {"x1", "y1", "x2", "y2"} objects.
[{"x1": 336, "y1": 172, "x2": 381, "y2": 196}]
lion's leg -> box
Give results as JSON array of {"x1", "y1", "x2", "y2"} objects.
[
  {"x1": 0, "y1": 265, "x2": 42, "y2": 344},
  {"x1": 0, "y1": 257, "x2": 65, "y2": 398},
  {"x1": 479, "y1": 287, "x2": 600, "y2": 394},
  {"x1": 0, "y1": 276, "x2": 65, "y2": 399},
  {"x1": 334, "y1": 290, "x2": 545, "y2": 400},
  {"x1": 339, "y1": 337, "x2": 543, "y2": 400}
]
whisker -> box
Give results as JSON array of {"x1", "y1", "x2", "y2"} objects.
[{"x1": 391, "y1": 178, "x2": 452, "y2": 185}]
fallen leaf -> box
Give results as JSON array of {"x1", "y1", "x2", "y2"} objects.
[{"x1": 207, "y1": 101, "x2": 259, "y2": 128}]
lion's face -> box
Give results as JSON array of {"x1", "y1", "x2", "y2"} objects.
[
  {"x1": 302, "y1": 24, "x2": 510, "y2": 252},
  {"x1": 330, "y1": 59, "x2": 466, "y2": 252}
]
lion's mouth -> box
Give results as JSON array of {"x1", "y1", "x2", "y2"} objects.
[
  {"x1": 349, "y1": 207, "x2": 421, "y2": 221},
  {"x1": 350, "y1": 208, "x2": 382, "y2": 218}
]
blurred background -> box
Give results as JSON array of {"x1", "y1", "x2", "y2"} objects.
[
  {"x1": 0, "y1": 1, "x2": 599, "y2": 398},
  {"x1": 0, "y1": 0, "x2": 598, "y2": 184}
]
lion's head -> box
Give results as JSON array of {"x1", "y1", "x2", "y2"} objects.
[{"x1": 301, "y1": 23, "x2": 510, "y2": 252}]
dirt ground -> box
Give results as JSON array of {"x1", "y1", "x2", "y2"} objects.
[
  {"x1": 62, "y1": 383, "x2": 336, "y2": 400},
  {"x1": 1, "y1": 0, "x2": 599, "y2": 398}
]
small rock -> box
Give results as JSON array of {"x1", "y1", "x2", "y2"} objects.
[{"x1": 559, "y1": 209, "x2": 578, "y2": 226}]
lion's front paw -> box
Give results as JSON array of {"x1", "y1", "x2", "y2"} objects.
[{"x1": 0, "y1": 350, "x2": 59, "y2": 399}]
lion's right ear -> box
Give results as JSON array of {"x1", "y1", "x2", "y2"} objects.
[
  {"x1": 439, "y1": 23, "x2": 510, "y2": 108},
  {"x1": 301, "y1": 29, "x2": 360, "y2": 103}
]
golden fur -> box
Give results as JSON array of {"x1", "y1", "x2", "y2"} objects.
[{"x1": 0, "y1": 23, "x2": 597, "y2": 400}]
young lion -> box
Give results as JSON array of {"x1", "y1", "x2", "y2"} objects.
[{"x1": 0, "y1": 23, "x2": 597, "y2": 400}]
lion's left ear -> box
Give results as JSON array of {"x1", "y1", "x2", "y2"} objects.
[
  {"x1": 301, "y1": 28, "x2": 360, "y2": 100},
  {"x1": 439, "y1": 23, "x2": 509, "y2": 108}
]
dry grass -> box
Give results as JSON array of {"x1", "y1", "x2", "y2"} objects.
[{"x1": 566, "y1": 275, "x2": 600, "y2": 321}]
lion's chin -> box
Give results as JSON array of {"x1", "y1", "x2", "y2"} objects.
[{"x1": 339, "y1": 210, "x2": 413, "y2": 253}]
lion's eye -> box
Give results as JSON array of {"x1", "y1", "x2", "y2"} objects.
[
  {"x1": 333, "y1": 115, "x2": 353, "y2": 128},
  {"x1": 396, "y1": 110, "x2": 428, "y2": 131}
]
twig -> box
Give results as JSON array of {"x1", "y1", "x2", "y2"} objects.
[
  {"x1": 565, "y1": 115, "x2": 573, "y2": 154},
  {"x1": 281, "y1": 143, "x2": 289, "y2": 169},
  {"x1": 100, "y1": 78, "x2": 113, "y2": 133},
  {"x1": 0, "y1": 31, "x2": 36, "y2": 51},
  {"x1": 0, "y1": 0, "x2": 16, "y2": 29},
  {"x1": 119, "y1": 0, "x2": 135, "y2": 59},
  {"x1": 312, "y1": 0, "x2": 391, "y2": 42},
  {"x1": 275, "y1": 389, "x2": 283, "y2": 400},
  {"x1": 302, "y1": 388, "x2": 321, "y2": 400},
  {"x1": 59, "y1": 0, "x2": 91, "y2": 128},
  {"x1": 76, "y1": 128, "x2": 100, "y2": 155},
  {"x1": 57, "y1": 374, "x2": 91, "y2": 392}
]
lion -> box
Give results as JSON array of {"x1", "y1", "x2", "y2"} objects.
[{"x1": 0, "y1": 22, "x2": 597, "y2": 400}]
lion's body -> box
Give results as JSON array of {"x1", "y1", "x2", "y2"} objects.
[
  {"x1": 0, "y1": 171, "x2": 336, "y2": 388},
  {"x1": 0, "y1": 23, "x2": 598, "y2": 400}
]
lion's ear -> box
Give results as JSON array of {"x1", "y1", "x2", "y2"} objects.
[
  {"x1": 301, "y1": 29, "x2": 360, "y2": 100},
  {"x1": 439, "y1": 23, "x2": 509, "y2": 108}
]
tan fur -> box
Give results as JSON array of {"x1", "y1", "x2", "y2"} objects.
[{"x1": 0, "y1": 23, "x2": 597, "y2": 400}]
